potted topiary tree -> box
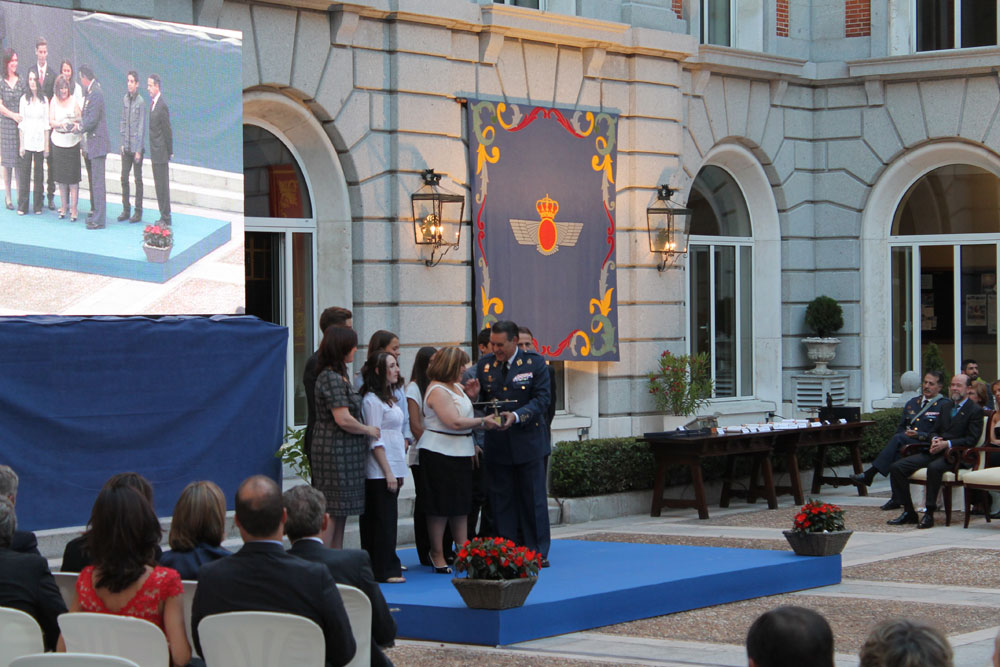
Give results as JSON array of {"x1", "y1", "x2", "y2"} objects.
[{"x1": 802, "y1": 295, "x2": 843, "y2": 374}]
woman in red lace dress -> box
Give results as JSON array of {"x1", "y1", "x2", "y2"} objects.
[{"x1": 57, "y1": 485, "x2": 191, "y2": 666}]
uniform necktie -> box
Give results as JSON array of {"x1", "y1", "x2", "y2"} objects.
[{"x1": 501, "y1": 361, "x2": 509, "y2": 378}]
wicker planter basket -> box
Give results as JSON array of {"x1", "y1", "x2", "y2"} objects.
[
  {"x1": 452, "y1": 576, "x2": 537, "y2": 610},
  {"x1": 783, "y1": 529, "x2": 853, "y2": 556}
]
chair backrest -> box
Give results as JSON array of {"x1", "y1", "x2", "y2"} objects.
[
  {"x1": 197, "y1": 611, "x2": 325, "y2": 667},
  {"x1": 337, "y1": 584, "x2": 371, "y2": 667},
  {"x1": 179, "y1": 580, "x2": 197, "y2": 658},
  {"x1": 58, "y1": 613, "x2": 168, "y2": 667},
  {"x1": 52, "y1": 572, "x2": 78, "y2": 610},
  {"x1": 975, "y1": 415, "x2": 991, "y2": 468},
  {"x1": 11, "y1": 654, "x2": 140, "y2": 667},
  {"x1": 0, "y1": 606, "x2": 44, "y2": 667}
]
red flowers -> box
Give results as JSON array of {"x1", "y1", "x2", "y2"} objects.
[
  {"x1": 143, "y1": 224, "x2": 174, "y2": 249},
  {"x1": 453, "y1": 536, "x2": 542, "y2": 580},
  {"x1": 791, "y1": 499, "x2": 845, "y2": 534}
]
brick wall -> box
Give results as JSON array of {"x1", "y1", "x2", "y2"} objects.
[
  {"x1": 845, "y1": 0, "x2": 871, "y2": 37},
  {"x1": 672, "y1": 0, "x2": 682, "y2": 20},
  {"x1": 777, "y1": 0, "x2": 789, "y2": 37}
]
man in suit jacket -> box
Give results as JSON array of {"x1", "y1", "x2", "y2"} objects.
[
  {"x1": 888, "y1": 373, "x2": 985, "y2": 529},
  {"x1": 472, "y1": 320, "x2": 551, "y2": 561},
  {"x1": 284, "y1": 485, "x2": 395, "y2": 667},
  {"x1": 0, "y1": 498, "x2": 66, "y2": 650},
  {"x1": 147, "y1": 74, "x2": 173, "y2": 225},
  {"x1": 117, "y1": 71, "x2": 145, "y2": 224},
  {"x1": 851, "y1": 370, "x2": 950, "y2": 509},
  {"x1": 78, "y1": 66, "x2": 109, "y2": 230},
  {"x1": 192, "y1": 476, "x2": 356, "y2": 667},
  {"x1": 33, "y1": 38, "x2": 55, "y2": 209},
  {"x1": 0, "y1": 465, "x2": 40, "y2": 556}
]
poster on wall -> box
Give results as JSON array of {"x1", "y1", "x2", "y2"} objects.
[
  {"x1": 467, "y1": 99, "x2": 619, "y2": 361},
  {"x1": 0, "y1": 2, "x2": 243, "y2": 316},
  {"x1": 967, "y1": 294, "x2": 988, "y2": 327}
]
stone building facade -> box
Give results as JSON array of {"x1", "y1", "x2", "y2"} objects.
[{"x1": 53, "y1": 0, "x2": 1000, "y2": 440}]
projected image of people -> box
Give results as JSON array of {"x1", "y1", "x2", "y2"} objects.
[{"x1": 0, "y1": 1, "x2": 243, "y2": 316}]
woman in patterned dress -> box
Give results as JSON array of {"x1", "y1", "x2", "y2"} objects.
[
  {"x1": 0, "y1": 49, "x2": 24, "y2": 210},
  {"x1": 313, "y1": 325, "x2": 380, "y2": 548}
]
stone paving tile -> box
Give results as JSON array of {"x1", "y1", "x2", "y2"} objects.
[
  {"x1": 680, "y1": 504, "x2": 967, "y2": 534},
  {"x1": 590, "y1": 593, "x2": 1000, "y2": 655},
  {"x1": 843, "y1": 548, "x2": 1000, "y2": 587},
  {"x1": 384, "y1": 644, "x2": 623, "y2": 666},
  {"x1": 576, "y1": 531, "x2": 789, "y2": 551}
]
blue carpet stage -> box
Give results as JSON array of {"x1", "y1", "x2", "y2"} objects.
[
  {"x1": 385, "y1": 539, "x2": 841, "y2": 646},
  {"x1": 0, "y1": 193, "x2": 230, "y2": 283}
]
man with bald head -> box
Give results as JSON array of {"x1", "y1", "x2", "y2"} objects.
[{"x1": 192, "y1": 476, "x2": 356, "y2": 666}]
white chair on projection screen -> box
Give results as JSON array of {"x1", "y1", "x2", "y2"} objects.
[
  {"x1": 57, "y1": 613, "x2": 168, "y2": 667},
  {"x1": 0, "y1": 606, "x2": 44, "y2": 667},
  {"x1": 51, "y1": 572, "x2": 78, "y2": 610},
  {"x1": 197, "y1": 611, "x2": 325, "y2": 667},
  {"x1": 11, "y1": 654, "x2": 141, "y2": 667}
]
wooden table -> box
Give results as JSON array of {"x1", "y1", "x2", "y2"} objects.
[
  {"x1": 639, "y1": 430, "x2": 779, "y2": 520},
  {"x1": 769, "y1": 420, "x2": 874, "y2": 504}
]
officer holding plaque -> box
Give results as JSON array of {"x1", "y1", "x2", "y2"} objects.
[{"x1": 471, "y1": 319, "x2": 552, "y2": 565}]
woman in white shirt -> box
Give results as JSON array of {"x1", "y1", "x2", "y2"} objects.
[
  {"x1": 360, "y1": 351, "x2": 408, "y2": 583},
  {"x1": 17, "y1": 70, "x2": 47, "y2": 215},
  {"x1": 405, "y1": 346, "x2": 438, "y2": 566},
  {"x1": 419, "y1": 347, "x2": 496, "y2": 573},
  {"x1": 48, "y1": 73, "x2": 81, "y2": 221}
]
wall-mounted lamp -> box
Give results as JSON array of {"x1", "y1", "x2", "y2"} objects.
[
  {"x1": 646, "y1": 184, "x2": 692, "y2": 272},
  {"x1": 410, "y1": 169, "x2": 465, "y2": 267}
]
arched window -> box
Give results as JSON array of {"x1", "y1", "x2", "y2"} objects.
[
  {"x1": 243, "y1": 124, "x2": 317, "y2": 426},
  {"x1": 688, "y1": 165, "x2": 753, "y2": 398},
  {"x1": 890, "y1": 164, "x2": 1000, "y2": 391}
]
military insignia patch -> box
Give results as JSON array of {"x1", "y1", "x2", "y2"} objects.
[
  {"x1": 516, "y1": 359, "x2": 523, "y2": 367},
  {"x1": 484, "y1": 363, "x2": 490, "y2": 372}
]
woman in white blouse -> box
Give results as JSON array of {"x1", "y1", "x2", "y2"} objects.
[
  {"x1": 419, "y1": 347, "x2": 496, "y2": 573},
  {"x1": 17, "y1": 70, "x2": 47, "y2": 215},
  {"x1": 48, "y1": 73, "x2": 81, "y2": 221},
  {"x1": 360, "y1": 351, "x2": 408, "y2": 583}
]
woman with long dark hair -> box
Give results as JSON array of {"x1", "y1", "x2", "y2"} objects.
[
  {"x1": 59, "y1": 485, "x2": 191, "y2": 666},
  {"x1": 17, "y1": 69, "x2": 47, "y2": 215},
  {"x1": 405, "y1": 346, "x2": 440, "y2": 565},
  {"x1": 0, "y1": 48, "x2": 24, "y2": 209},
  {"x1": 313, "y1": 326, "x2": 380, "y2": 548},
  {"x1": 359, "y1": 351, "x2": 407, "y2": 582}
]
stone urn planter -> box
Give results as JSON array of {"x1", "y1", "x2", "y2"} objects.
[
  {"x1": 452, "y1": 576, "x2": 537, "y2": 610},
  {"x1": 143, "y1": 243, "x2": 172, "y2": 263},
  {"x1": 802, "y1": 337, "x2": 840, "y2": 375},
  {"x1": 783, "y1": 529, "x2": 853, "y2": 556}
]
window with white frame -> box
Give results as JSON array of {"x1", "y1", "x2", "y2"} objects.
[
  {"x1": 490, "y1": 0, "x2": 575, "y2": 12},
  {"x1": 915, "y1": 0, "x2": 998, "y2": 51},
  {"x1": 687, "y1": 166, "x2": 754, "y2": 399},
  {"x1": 702, "y1": 0, "x2": 732, "y2": 45}
]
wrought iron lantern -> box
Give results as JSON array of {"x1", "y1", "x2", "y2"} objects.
[
  {"x1": 646, "y1": 184, "x2": 692, "y2": 272},
  {"x1": 410, "y1": 169, "x2": 465, "y2": 267}
]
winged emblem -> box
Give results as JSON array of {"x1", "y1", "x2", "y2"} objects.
[{"x1": 509, "y1": 194, "x2": 583, "y2": 256}]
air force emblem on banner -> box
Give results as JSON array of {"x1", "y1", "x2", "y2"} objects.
[{"x1": 509, "y1": 194, "x2": 583, "y2": 256}]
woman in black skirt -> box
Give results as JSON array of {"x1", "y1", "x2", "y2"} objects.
[{"x1": 418, "y1": 347, "x2": 495, "y2": 573}]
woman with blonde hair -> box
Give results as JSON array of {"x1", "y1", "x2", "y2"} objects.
[
  {"x1": 418, "y1": 346, "x2": 496, "y2": 572},
  {"x1": 159, "y1": 480, "x2": 231, "y2": 580}
]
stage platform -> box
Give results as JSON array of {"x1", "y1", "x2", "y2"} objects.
[
  {"x1": 385, "y1": 539, "x2": 841, "y2": 646},
  {"x1": 0, "y1": 192, "x2": 231, "y2": 283}
]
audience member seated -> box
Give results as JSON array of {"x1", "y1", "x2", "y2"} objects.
[
  {"x1": 745, "y1": 605, "x2": 834, "y2": 667},
  {"x1": 284, "y1": 484, "x2": 396, "y2": 667},
  {"x1": 0, "y1": 464, "x2": 40, "y2": 555},
  {"x1": 61, "y1": 472, "x2": 161, "y2": 572},
  {"x1": 58, "y1": 484, "x2": 190, "y2": 667},
  {"x1": 160, "y1": 480, "x2": 231, "y2": 580},
  {"x1": 851, "y1": 371, "x2": 949, "y2": 510},
  {"x1": 964, "y1": 358, "x2": 994, "y2": 410},
  {"x1": 970, "y1": 380, "x2": 991, "y2": 408},
  {"x1": 0, "y1": 497, "x2": 66, "y2": 650},
  {"x1": 888, "y1": 373, "x2": 984, "y2": 529},
  {"x1": 192, "y1": 475, "x2": 356, "y2": 667},
  {"x1": 859, "y1": 619, "x2": 953, "y2": 667}
]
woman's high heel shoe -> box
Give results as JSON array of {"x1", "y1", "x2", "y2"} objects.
[{"x1": 428, "y1": 552, "x2": 452, "y2": 574}]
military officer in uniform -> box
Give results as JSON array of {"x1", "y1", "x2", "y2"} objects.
[
  {"x1": 850, "y1": 370, "x2": 950, "y2": 509},
  {"x1": 470, "y1": 320, "x2": 551, "y2": 564}
]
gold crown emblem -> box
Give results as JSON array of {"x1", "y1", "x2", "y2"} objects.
[{"x1": 536, "y1": 194, "x2": 559, "y2": 219}]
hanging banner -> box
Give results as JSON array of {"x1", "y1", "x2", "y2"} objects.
[{"x1": 468, "y1": 99, "x2": 619, "y2": 360}]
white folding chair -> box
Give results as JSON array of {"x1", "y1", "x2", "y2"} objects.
[
  {"x1": 57, "y1": 613, "x2": 168, "y2": 667},
  {"x1": 337, "y1": 584, "x2": 371, "y2": 667},
  {"x1": 197, "y1": 611, "x2": 325, "y2": 667},
  {"x1": 0, "y1": 606, "x2": 44, "y2": 667},
  {"x1": 51, "y1": 572, "x2": 78, "y2": 610},
  {"x1": 11, "y1": 654, "x2": 140, "y2": 667},
  {"x1": 179, "y1": 580, "x2": 197, "y2": 658}
]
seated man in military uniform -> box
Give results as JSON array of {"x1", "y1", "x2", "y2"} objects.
[{"x1": 850, "y1": 370, "x2": 950, "y2": 510}]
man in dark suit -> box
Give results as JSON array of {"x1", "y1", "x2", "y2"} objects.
[
  {"x1": 147, "y1": 74, "x2": 173, "y2": 225},
  {"x1": 850, "y1": 370, "x2": 949, "y2": 509},
  {"x1": 0, "y1": 498, "x2": 66, "y2": 650},
  {"x1": 472, "y1": 320, "x2": 551, "y2": 562},
  {"x1": 888, "y1": 373, "x2": 985, "y2": 529},
  {"x1": 284, "y1": 485, "x2": 395, "y2": 667},
  {"x1": 0, "y1": 465, "x2": 39, "y2": 555},
  {"x1": 33, "y1": 38, "x2": 55, "y2": 210},
  {"x1": 78, "y1": 66, "x2": 109, "y2": 230},
  {"x1": 192, "y1": 476, "x2": 356, "y2": 667}
]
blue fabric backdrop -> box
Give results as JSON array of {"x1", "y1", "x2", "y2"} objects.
[
  {"x1": 0, "y1": 315, "x2": 286, "y2": 530},
  {"x1": 468, "y1": 100, "x2": 619, "y2": 360}
]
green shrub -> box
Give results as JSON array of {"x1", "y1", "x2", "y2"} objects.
[{"x1": 804, "y1": 295, "x2": 843, "y2": 338}]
